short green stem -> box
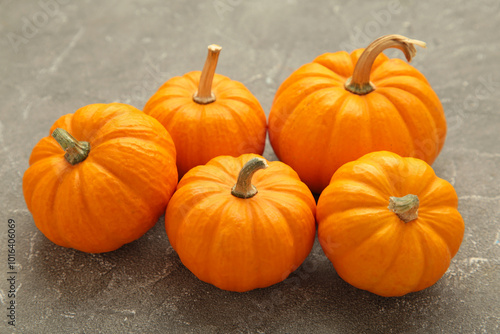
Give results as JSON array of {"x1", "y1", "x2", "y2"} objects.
[
  {"x1": 52, "y1": 128, "x2": 90, "y2": 165},
  {"x1": 344, "y1": 78, "x2": 375, "y2": 95},
  {"x1": 231, "y1": 157, "x2": 268, "y2": 199},
  {"x1": 388, "y1": 194, "x2": 419, "y2": 223}
]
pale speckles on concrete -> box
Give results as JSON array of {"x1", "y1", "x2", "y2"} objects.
[{"x1": 46, "y1": 26, "x2": 85, "y2": 74}]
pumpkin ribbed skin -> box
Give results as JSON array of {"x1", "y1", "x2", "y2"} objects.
[
  {"x1": 317, "y1": 151, "x2": 464, "y2": 297},
  {"x1": 269, "y1": 48, "x2": 446, "y2": 193},
  {"x1": 23, "y1": 103, "x2": 178, "y2": 253},
  {"x1": 143, "y1": 71, "x2": 267, "y2": 176},
  {"x1": 165, "y1": 154, "x2": 316, "y2": 292}
]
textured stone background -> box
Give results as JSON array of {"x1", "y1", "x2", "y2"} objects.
[{"x1": 1, "y1": 0, "x2": 499, "y2": 333}]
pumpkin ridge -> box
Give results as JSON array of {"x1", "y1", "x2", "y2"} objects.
[
  {"x1": 282, "y1": 80, "x2": 344, "y2": 103},
  {"x1": 258, "y1": 193, "x2": 315, "y2": 261},
  {"x1": 323, "y1": 130, "x2": 394, "y2": 196},
  {"x1": 154, "y1": 98, "x2": 193, "y2": 119},
  {"x1": 145, "y1": 94, "x2": 190, "y2": 113},
  {"x1": 359, "y1": 159, "x2": 402, "y2": 195},
  {"x1": 89, "y1": 134, "x2": 171, "y2": 153},
  {"x1": 30, "y1": 138, "x2": 65, "y2": 164},
  {"x1": 211, "y1": 73, "x2": 232, "y2": 87},
  {"x1": 411, "y1": 223, "x2": 445, "y2": 292},
  {"x1": 312, "y1": 51, "x2": 354, "y2": 79},
  {"x1": 258, "y1": 191, "x2": 313, "y2": 218},
  {"x1": 216, "y1": 101, "x2": 263, "y2": 149},
  {"x1": 89, "y1": 159, "x2": 153, "y2": 215},
  {"x1": 168, "y1": 77, "x2": 200, "y2": 91},
  {"x1": 76, "y1": 104, "x2": 130, "y2": 138},
  {"x1": 341, "y1": 163, "x2": 395, "y2": 194},
  {"x1": 48, "y1": 113, "x2": 74, "y2": 134},
  {"x1": 220, "y1": 92, "x2": 262, "y2": 109},
  {"x1": 207, "y1": 156, "x2": 245, "y2": 181},
  {"x1": 27, "y1": 159, "x2": 70, "y2": 246},
  {"x1": 212, "y1": 78, "x2": 247, "y2": 95},
  {"x1": 69, "y1": 104, "x2": 130, "y2": 142},
  {"x1": 181, "y1": 175, "x2": 233, "y2": 194},
  {"x1": 76, "y1": 163, "x2": 151, "y2": 249},
  {"x1": 160, "y1": 102, "x2": 204, "y2": 140},
  {"x1": 363, "y1": 221, "x2": 407, "y2": 292},
  {"x1": 374, "y1": 75, "x2": 431, "y2": 89},
  {"x1": 270, "y1": 83, "x2": 344, "y2": 157},
  {"x1": 367, "y1": 91, "x2": 417, "y2": 156},
  {"x1": 272, "y1": 82, "x2": 344, "y2": 147},
  {"x1": 319, "y1": 208, "x2": 393, "y2": 255},
  {"x1": 370, "y1": 59, "x2": 429, "y2": 83},
  {"x1": 245, "y1": 199, "x2": 281, "y2": 289},
  {"x1": 199, "y1": 195, "x2": 239, "y2": 286},
  {"x1": 317, "y1": 187, "x2": 389, "y2": 214},
  {"x1": 303, "y1": 69, "x2": 347, "y2": 84},
  {"x1": 392, "y1": 226, "x2": 427, "y2": 294},
  {"x1": 415, "y1": 225, "x2": 433, "y2": 291},
  {"x1": 308, "y1": 61, "x2": 349, "y2": 83},
  {"x1": 415, "y1": 178, "x2": 456, "y2": 208},
  {"x1": 216, "y1": 101, "x2": 252, "y2": 132},
  {"x1": 374, "y1": 80, "x2": 444, "y2": 154},
  {"x1": 281, "y1": 85, "x2": 349, "y2": 141},
  {"x1": 416, "y1": 209, "x2": 464, "y2": 258},
  {"x1": 251, "y1": 200, "x2": 295, "y2": 282},
  {"x1": 50, "y1": 166, "x2": 84, "y2": 249},
  {"x1": 257, "y1": 183, "x2": 314, "y2": 205},
  {"x1": 68, "y1": 165, "x2": 111, "y2": 249},
  {"x1": 274, "y1": 87, "x2": 349, "y2": 191},
  {"x1": 90, "y1": 111, "x2": 171, "y2": 141},
  {"x1": 182, "y1": 71, "x2": 202, "y2": 90}
]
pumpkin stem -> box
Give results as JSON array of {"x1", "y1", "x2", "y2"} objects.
[
  {"x1": 52, "y1": 128, "x2": 90, "y2": 165},
  {"x1": 344, "y1": 34, "x2": 427, "y2": 95},
  {"x1": 231, "y1": 157, "x2": 268, "y2": 199},
  {"x1": 388, "y1": 194, "x2": 419, "y2": 223},
  {"x1": 193, "y1": 44, "x2": 222, "y2": 104}
]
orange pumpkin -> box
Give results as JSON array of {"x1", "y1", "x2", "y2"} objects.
[
  {"x1": 165, "y1": 154, "x2": 316, "y2": 292},
  {"x1": 269, "y1": 34, "x2": 447, "y2": 193},
  {"x1": 23, "y1": 103, "x2": 178, "y2": 253},
  {"x1": 317, "y1": 151, "x2": 464, "y2": 297},
  {"x1": 144, "y1": 44, "x2": 267, "y2": 176}
]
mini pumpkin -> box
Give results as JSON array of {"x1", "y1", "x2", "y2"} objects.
[
  {"x1": 143, "y1": 44, "x2": 267, "y2": 176},
  {"x1": 165, "y1": 154, "x2": 316, "y2": 292},
  {"x1": 269, "y1": 34, "x2": 447, "y2": 193},
  {"x1": 317, "y1": 151, "x2": 464, "y2": 297},
  {"x1": 23, "y1": 103, "x2": 178, "y2": 253}
]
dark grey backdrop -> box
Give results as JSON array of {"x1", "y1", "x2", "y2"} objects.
[{"x1": 1, "y1": 0, "x2": 499, "y2": 333}]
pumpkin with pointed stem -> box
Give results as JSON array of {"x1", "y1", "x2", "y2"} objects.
[
  {"x1": 165, "y1": 154, "x2": 316, "y2": 292},
  {"x1": 316, "y1": 151, "x2": 464, "y2": 297},
  {"x1": 23, "y1": 103, "x2": 178, "y2": 253},
  {"x1": 269, "y1": 34, "x2": 447, "y2": 193},
  {"x1": 143, "y1": 44, "x2": 267, "y2": 177}
]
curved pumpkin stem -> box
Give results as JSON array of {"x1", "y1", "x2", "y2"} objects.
[
  {"x1": 231, "y1": 157, "x2": 268, "y2": 199},
  {"x1": 388, "y1": 194, "x2": 419, "y2": 223},
  {"x1": 345, "y1": 34, "x2": 426, "y2": 95},
  {"x1": 193, "y1": 44, "x2": 222, "y2": 104},
  {"x1": 52, "y1": 128, "x2": 90, "y2": 165}
]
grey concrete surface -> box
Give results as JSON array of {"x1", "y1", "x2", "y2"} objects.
[{"x1": 1, "y1": 0, "x2": 499, "y2": 333}]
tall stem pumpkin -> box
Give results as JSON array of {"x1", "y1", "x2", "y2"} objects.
[
  {"x1": 269, "y1": 34, "x2": 446, "y2": 193},
  {"x1": 144, "y1": 45, "x2": 267, "y2": 177}
]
